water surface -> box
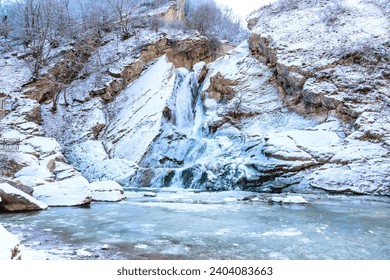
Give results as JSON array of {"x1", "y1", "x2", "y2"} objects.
[{"x1": 1, "y1": 191, "x2": 389, "y2": 260}]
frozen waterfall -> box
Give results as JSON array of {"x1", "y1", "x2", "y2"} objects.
[{"x1": 174, "y1": 68, "x2": 201, "y2": 137}]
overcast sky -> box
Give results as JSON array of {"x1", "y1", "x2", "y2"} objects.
[{"x1": 216, "y1": 0, "x2": 277, "y2": 19}]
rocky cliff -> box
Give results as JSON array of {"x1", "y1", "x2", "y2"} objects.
[
  {"x1": 0, "y1": 0, "x2": 389, "y2": 214},
  {"x1": 126, "y1": 0, "x2": 390, "y2": 195},
  {"x1": 246, "y1": 0, "x2": 390, "y2": 194}
]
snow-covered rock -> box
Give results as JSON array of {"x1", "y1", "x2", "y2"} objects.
[
  {"x1": 22, "y1": 137, "x2": 62, "y2": 157},
  {"x1": 268, "y1": 196, "x2": 309, "y2": 204},
  {"x1": 90, "y1": 181, "x2": 125, "y2": 202},
  {"x1": 14, "y1": 176, "x2": 48, "y2": 188},
  {"x1": 308, "y1": 159, "x2": 390, "y2": 195},
  {"x1": 66, "y1": 141, "x2": 138, "y2": 184},
  {"x1": 0, "y1": 225, "x2": 21, "y2": 260},
  {"x1": 15, "y1": 165, "x2": 54, "y2": 182},
  {"x1": 12, "y1": 153, "x2": 39, "y2": 167},
  {"x1": 264, "y1": 126, "x2": 342, "y2": 163},
  {"x1": 248, "y1": 0, "x2": 389, "y2": 120},
  {"x1": 66, "y1": 140, "x2": 109, "y2": 172},
  {"x1": 33, "y1": 176, "x2": 92, "y2": 207},
  {"x1": 76, "y1": 248, "x2": 93, "y2": 258},
  {"x1": 103, "y1": 56, "x2": 177, "y2": 162},
  {"x1": 0, "y1": 183, "x2": 48, "y2": 211}
]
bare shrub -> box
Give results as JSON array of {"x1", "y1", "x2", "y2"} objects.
[
  {"x1": 149, "y1": 15, "x2": 164, "y2": 34},
  {"x1": 322, "y1": 1, "x2": 350, "y2": 27},
  {"x1": 0, "y1": 15, "x2": 10, "y2": 39},
  {"x1": 185, "y1": 0, "x2": 247, "y2": 45},
  {"x1": 78, "y1": 0, "x2": 112, "y2": 36},
  {"x1": 273, "y1": 0, "x2": 300, "y2": 13},
  {"x1": 208, "y1": 36, "x2": 222, "y2": 54}
]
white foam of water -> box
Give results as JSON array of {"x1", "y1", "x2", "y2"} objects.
[
  {"x1": 262, "y1": 228, "x2": 303, "y2": 237},
  {"x1": 135, "y1": 244, "x2": 148, "y2": 249}
]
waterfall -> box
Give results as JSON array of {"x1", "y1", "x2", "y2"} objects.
[
  {"x1": 191, "y1": 75, "x2": 205, "y2": 138},
  {"x1": 174, "y1": 68, "x2": 197, "y2": 136}
]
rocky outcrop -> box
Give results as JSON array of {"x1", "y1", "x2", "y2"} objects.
[
  {"x1": 245, "y1": 0, "x2": 390, "y2": 195},
  {"x1": 65, "y1": 140, "x2": 137, "y2": 185},
  {"x1": 0, "y1": 183, "x2": 48, "y2": 211},
  {"x1": 21, "y1": 36, "x2": 101, "y2": 104},
  {"x1": 248, "y1": 0, "x2": 389, "y2": 118},
  {"x1": 166, "y1": 37, "x2": 216, "y2": 69},
  {"x1": 163, "y1": 0, "x2": 186, "y2": 22},
  {"x1": 0, "y1": 90, "x2": 93, "y2": 208}
]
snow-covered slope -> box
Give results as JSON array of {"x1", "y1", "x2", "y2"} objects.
[
  {"x1": 0, "y1": 225, "x2": 21, "y2": 260},
  {"x1": 104, "y1": 56, "x2": 177, "y2": 162}
]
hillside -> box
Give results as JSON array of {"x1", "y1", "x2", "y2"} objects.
[
  {"x1": 0, "y1": 0, "x2": 389, "y2": 261},
  {"x1": 1, "y1": 0, "x2": 389, "y2": 210},
  {"x1": 0, "y1": 0, "x2": 388, "y2": 208}
]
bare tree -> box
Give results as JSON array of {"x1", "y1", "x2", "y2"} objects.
[
  {"x1": 79, "y1": 0, "x2": 111, "y2": 36},
  {"x1": 0, "y1": 1, "x2": 10, "y2": 39},
  {"x1": 14, "y1": 0, "x2": 55, "y2": 77},
  {"x1": 50, "y1": 0, "x2": 73, "y2": 40},
  {"x1": 215, "y1": 6, "x2": 246, "y2": 44},
  {"x1": 150, "y1": 14, "x2": 163, "y2": 34},
  {"x1": 185, "y1": 0, "x2": 246, "y2": 44},
  {"x1": 105, "y1": 0, "x2": 136, "y2": 39},
  {"x1": 186, "y1": 1, "x2": 219, "y2": 36}
]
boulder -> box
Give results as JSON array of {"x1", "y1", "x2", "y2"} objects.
[
  {"x1": 14, "y1": 176, "x2": 48, "y2": 188},
  {"x1": 0, "y1": 183, "x2": 48, "y2": 211},
  {"x1": 33, "y1": 176, "x2": 92, "y2": 207},
  {"x1": 90, "y1": 181, "x2": 125, "y2": 202},
  {"x1": 22, "y1": 136, "x2": 62, "y2": 157},
  {"x1": 15, "y1": 165, "x2": 54, "y2": 182},
  {"x1": 268, "y1": 196, "x2": 309, "y2": 205}
]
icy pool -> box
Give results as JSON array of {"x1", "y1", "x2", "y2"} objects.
[{"x1": 1, "y1": 190, "x2": 389, "y2": 260}]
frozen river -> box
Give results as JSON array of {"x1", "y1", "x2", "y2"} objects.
[{"x1": 1, "y1": 190, "x2": 389, "y2": 260}]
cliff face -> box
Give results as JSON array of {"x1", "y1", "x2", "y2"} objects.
[
  {"x1": 163, "y1": 0, "x2": 187, "y2": 22},
  {"x1": 1, "y1": 0, "x2": 389, "y2": 206},
  {"x1": 129, "y1": 0, "x2": 390, "y2": 195},
  {"x1": 246, "y1": 0, "x2": 390, "y2": 194}
]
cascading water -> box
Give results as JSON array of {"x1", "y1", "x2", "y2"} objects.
[
  {"x1": 172, "y1": 67, "x2": 206, "y2": 139},
  {"x1": 174, "y1": 68, "x2": 196, "y2": 136},
  {"x1": 191, "y1": 77, "x2": 206, "y2": 138}
]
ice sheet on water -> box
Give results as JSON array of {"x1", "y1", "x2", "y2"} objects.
[{"x1": 262, "y1": 228, "x2": 303, "y2": 237}]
